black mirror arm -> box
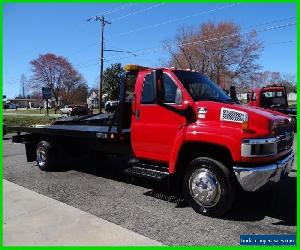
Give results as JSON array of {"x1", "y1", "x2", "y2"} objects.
[{"x1": 159, "y1": 103, "x2": 196, "y2": 124}]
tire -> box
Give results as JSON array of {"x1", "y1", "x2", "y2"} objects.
[
  {"x1": 36, "y1": 141, "x2": 56, "y2": 171},
  {"x1": 182, "y1": 157, "x2": 236, "y2": 217}
]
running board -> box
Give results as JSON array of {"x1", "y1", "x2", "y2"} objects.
[{"x1": 124, "y1": 165, "x2": 169, "y2": 180}]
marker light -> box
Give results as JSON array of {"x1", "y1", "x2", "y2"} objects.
[
  {"x1": 123, "y1": 64, "x2": 149, "y2": 71},
  {"x1": 242, "y1": 121, "x2": 249, "y2": 131}
]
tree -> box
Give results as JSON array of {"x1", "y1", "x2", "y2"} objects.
[
  {"x1": 102, "y1": 63, "x2": 124, "y2": 100},
  {"x1": 61, "y1": 71, "x2": 87, "y2": 105},
  {"x1": 30, "y1": 53, "x2": 85, "y2": 106},
  {"x1": 251, "y1": 71, "x2": 296, "y2": 93},
  {"x1": 163, "y1": 22, "x2": 262, "y2": 90},
  {"x1": 19, "y1": 74, "x2": 28, "y2": 98},
  {"x1": 69, "y1": 82, "x2": 89, "y2": 105}
]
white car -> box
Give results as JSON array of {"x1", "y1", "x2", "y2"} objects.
[{"x1": 60, "y1": 105, "x2": 74, "y2": 115}]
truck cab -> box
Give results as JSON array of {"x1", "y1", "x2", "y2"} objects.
[
  {"x1": 247, "y1": 85, "x2": 296, "y2": 131},
  {"x1": 11, "y1": 65, "x2": 295, "y2": 218}
]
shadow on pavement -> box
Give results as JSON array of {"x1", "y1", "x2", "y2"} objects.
[
  {"x1": 48, "y1": 154, "x2": 297, "y2": 225},
  {"x1": 224, "y1": 177, "x2": 296, "y2": 226}
]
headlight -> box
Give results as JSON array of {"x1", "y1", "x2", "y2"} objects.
[{"x1": 241, "y1": 138, "x2": 277, "y2": 157}]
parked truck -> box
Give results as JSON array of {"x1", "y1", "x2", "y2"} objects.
[
  {"x1": 10, "y1": 65, "x2": 294, "y2": 217},
  {"x1": 247, "y1": 85, "x2": 297, "y2": 132}
]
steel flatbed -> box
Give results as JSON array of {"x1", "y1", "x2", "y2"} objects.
[{"x1": 8, "y1": 124, "x2": 130, "y2": 139}]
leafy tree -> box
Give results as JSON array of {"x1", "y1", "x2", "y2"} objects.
[{"x1": 102, "y1": 63, "x2": 124, "y2": 100}]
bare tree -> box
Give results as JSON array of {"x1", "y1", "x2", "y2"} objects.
[
  {"x1": 164, "y1": 22, "x2": 262, "y2": 90},
  {"x1": 252, "y1": 71, "x2": 296, "y2": 93},
  {"x1": 19, "y1": 74, "x2": 28, "y2": 98},
  {"x1": 30, "y1": 53, "x2": 85, "y2": 106},
  {"x1": 69, "y1": 82, "x2": 89, "y2": 105}
]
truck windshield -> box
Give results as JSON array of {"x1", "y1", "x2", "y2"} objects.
[
  {"x1": 173, "y1": 70, "x2": 234, "y2": 103},
  {"x1": 261, "y1": 91, "x2": 286, "y2": 107}
]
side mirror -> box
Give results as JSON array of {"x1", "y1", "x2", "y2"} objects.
[
  {"x1": 153, "y1": 69, "x2": 165, "y2": 104},
  {"x1": 175, "y1": 88, "x2": 182, "y2": 105},
  {"x1": 246, "y1": 93, "x2": 250, "y2": 102},
  {"x1": 229, "y1": 85, "x2": 237, "y2": 101}
]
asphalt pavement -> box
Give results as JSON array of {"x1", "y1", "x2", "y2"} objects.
[{"x1": 3, "y1": 135, "x2": 296, "y2": 246}]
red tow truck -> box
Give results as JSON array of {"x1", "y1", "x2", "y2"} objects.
[
  {"x1": 10, "y1": 65, "x2": 294, "y2": 217},
  {"x1": 247, "y1": 85, "x2": 297, "y2": 132}
]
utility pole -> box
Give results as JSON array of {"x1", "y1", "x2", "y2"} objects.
[{"x1": 87, "y1": 16, "x2": 111, "y2": 113}]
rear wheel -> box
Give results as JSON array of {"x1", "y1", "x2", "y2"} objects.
[
  {"x1": 36, "y1": 141, "x2": 56, "y2": 171},
  {"x1": 183, "y1": 157, "x2": 236, "y2": 217}
]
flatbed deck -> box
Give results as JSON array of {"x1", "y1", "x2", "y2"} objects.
[{"x1": 8, "y1": 124, "x2": 130, "y2": 139}]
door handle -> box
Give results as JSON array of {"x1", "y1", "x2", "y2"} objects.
[{"x1": 136, "y1": 109, "x2": 140, "y2": 121}]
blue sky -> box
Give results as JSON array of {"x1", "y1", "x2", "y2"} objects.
[{"x1": 3, "y1": 3, "x2": 296, "y2": 98}]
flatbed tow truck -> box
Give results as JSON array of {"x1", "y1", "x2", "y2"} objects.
[
  {"x1": 247, "y1": 85, "x2": 297, "y2": 132},
  {"x1": 9, "y1": 65, "x2": 294, "y2": 217}
]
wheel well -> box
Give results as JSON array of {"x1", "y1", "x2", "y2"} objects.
[
  {"x1": 175, "y1": 142, "x2": 234, "y2": 176},
  {"x1": 23, "y1": 135, "x2": 61, "y2": 162}
]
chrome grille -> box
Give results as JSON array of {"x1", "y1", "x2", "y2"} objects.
[
  {"x1": 274, "y1": 123, "x2": 293, "y2": 135},
  {"x1": 277, "y1": 136, "x2": 293, "y2": 153},
  {"x1": 275, "y1": 123, "x2": 293, "y2": 153}
]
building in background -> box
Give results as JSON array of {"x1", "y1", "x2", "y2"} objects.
[{"x1": 87, "y1": 91, "x2": 99, "y2": 109}]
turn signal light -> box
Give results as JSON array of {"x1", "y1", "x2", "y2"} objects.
[{"x1": 242, "y1": 121, "x2": 249, "y2": 130}]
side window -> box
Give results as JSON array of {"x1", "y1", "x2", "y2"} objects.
[
  {"x1": 141, "y1": 73, "x2": 155, "y2": 104},
  {"x1": 163, "y1": 74, "x2": 178, "y2": 103},
  {"x1": 125, "y1": 73, "x2": 137, "y2": 102}
]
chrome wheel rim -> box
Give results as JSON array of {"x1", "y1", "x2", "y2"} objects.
[
  {"x1": 37, "y1": 145, "x2": 47, "y2": 167},
  {"x1": 189, "y1": 168, "x2": 221, "y2": 208}
]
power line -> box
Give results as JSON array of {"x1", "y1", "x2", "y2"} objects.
[
  {"x1": 70, "y1": 4, "x2": 136, "y2": 57},
  {"x1": 263, "y1": 40, "x2": 295, "y2": 47},
  {"x1": 104, "y1": 22, "x2": 296, "y2": 62},
  {"x1": 100, "y1": 3, "x2": 136, "y2": 16},
  {"x1": 76, "y1": 37, "x2": 296, "y2": 70},
  {"x1": 74, "y1": 17, "x2": 296, "y2": 68},
  {"x1": 75, "y1": 36, "x2": 295, "y2": 68},
  {"x1": 104, "y1": 49, "x2": 137, "y2": 56},
  {"x1": 87, "y1": 16, "x2": 111, "y2": 112},
  {"x1": 111, "y1": 4, "x2": 238, "y2": 38},
  {"x1": 249, "y1": 16, "x2": 295, "y2": 29},
  {"x1": 111, "y1": 3, "x2": 165, "y2": 22},
  {"x1": 72, "y1": 4, "x2": 232, "y2": 57},
  {"x1": 74, "y1": 4, "x2": 134, "y2": 34}
]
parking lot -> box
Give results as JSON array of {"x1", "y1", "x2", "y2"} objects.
[{"x1": 3, "y1": 135, "x2": 296, "y2": 246}]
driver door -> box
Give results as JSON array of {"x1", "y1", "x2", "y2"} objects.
[{"x1": 131, "y1": 72, "x2": 185, "y2": 162}]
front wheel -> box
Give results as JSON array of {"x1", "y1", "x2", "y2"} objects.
[
  {"x1": 36, "y1": 141, "x2": 56, "y2": 171},
  {"x1": 183, "y1": 157, "x2": 236, "y2": 217}
]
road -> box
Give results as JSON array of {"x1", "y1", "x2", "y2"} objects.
[{"x1": 3, "y1": 135, "x2": 296, "y2": 246}]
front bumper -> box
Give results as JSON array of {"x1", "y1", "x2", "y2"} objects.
[{"x1": 233, "y1": 151, "x2": 294, "y2": 191}]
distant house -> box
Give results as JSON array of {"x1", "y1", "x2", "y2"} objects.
[
  {"x1": 287, "y1": 92, "x2": 297, "y2": 102},
  {"x1": 87, "y1": 91, "x2": 99, "y2": 109},
  {"x1": 8, "y1": 98, "x2": 43, "y2": 108}
]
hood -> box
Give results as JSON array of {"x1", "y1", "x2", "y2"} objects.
[{"x1": 194, "y1": 101, "x2": 290, "y2": 137}]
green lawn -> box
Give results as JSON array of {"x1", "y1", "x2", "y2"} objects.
[
  {"x1": 4, "y1": 115, "x2": 54, "y2": 127},
  {"x1": 3, "y1": 108, "x2": 58, "y2": 114}
]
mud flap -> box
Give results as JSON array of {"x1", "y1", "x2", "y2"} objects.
[{"x1": 25, "y1": 141, "x2": 37, "y2": 162}]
